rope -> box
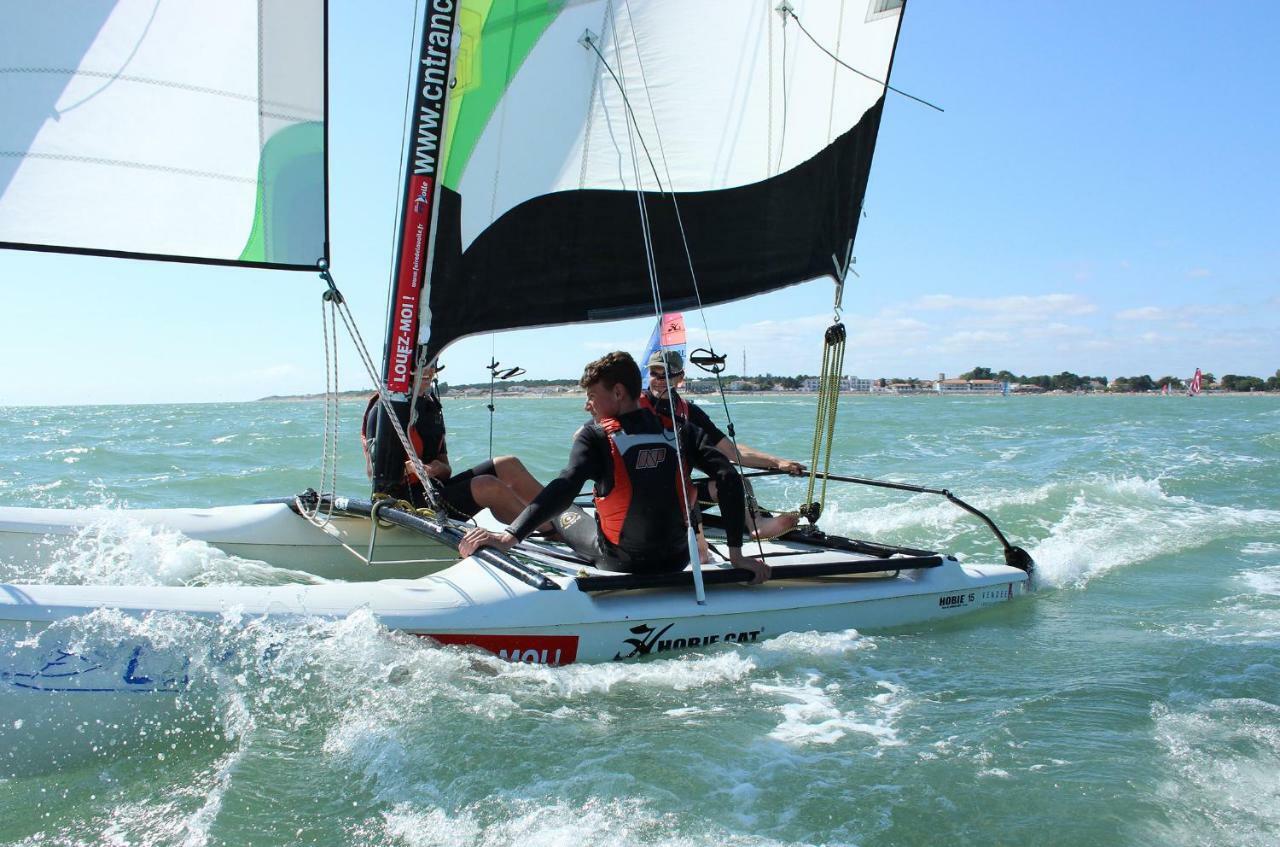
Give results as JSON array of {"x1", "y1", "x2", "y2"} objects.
[
  {"x1": 319, "y1": 269, "x2": 439, "y2": 511},
  {"x1": 802, "y1": 321, "x2": 846, "y2": 523},
  {"x1": 296, "y1": 293, "x2": 342, "y2": 526}
]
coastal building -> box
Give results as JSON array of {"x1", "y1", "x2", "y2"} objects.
[
  {"x1": 844, "y1": 376, "x2": 874, "y2": 392},
  {"x1": 936, "y1": 377, "x2": 1004, "y2": 393}
]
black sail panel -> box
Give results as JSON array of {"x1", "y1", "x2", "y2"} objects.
[{"x1": 426, "y1": 103, "x2": 882, "y2": 357}]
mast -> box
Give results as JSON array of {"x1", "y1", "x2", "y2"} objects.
[{"x1": 370, "y1": 0, "x2": 463, "y2": 494}]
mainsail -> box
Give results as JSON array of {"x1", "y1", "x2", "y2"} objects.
[
  {"x1": 417, "y1": 0, "x2": 906, "y2": 358},
  {"x1": 0, "y1": 0, "x2": 327, "y2": 269}
]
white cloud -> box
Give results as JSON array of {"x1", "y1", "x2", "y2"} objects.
[
  {"x1": 1186, "y1": 268, "x2": 1212, "y2": 278},
  {"x1": 909, "y1": 293, "x2": 1096, "y2": 318},
  {"x1": 1115, "y1": 306, "x2": 1170, "y2": 321}
]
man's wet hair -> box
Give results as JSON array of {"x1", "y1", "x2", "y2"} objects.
[{"x1": 580, "y1": 351, "x2": 641, "y2": 399}]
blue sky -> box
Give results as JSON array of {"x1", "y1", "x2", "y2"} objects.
[{"x1": 3, "y1": 1, "x2": 1277, "y2": 406}]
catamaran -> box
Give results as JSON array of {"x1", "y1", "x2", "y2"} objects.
[{"x1": 1, "y1": 1, "x2": 1034, "y2": 770}]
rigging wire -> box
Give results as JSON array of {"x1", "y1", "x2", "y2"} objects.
[
  {"x1": 317, "y1": 268, "x2": 439, "y2": 510},
  {"x1": 617, "y1": 0, "x2": 772, "y2": 549},
  {"x1": 782, "y1": 6, "x2": 943, "y2": 112},
  {"x1": 587, "y1": 12, "x2": 707, "y2": 599},
  {"x1": 775, "y1": 4, "x2": 790, "y2": 175},
  {"x1": 594, "y1": 6, "x2": 771, "y2": 568}
]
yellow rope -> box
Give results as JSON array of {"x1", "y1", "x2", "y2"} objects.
[{"x1": 803, "y1": 322, "x2": 846, "y2": 523}]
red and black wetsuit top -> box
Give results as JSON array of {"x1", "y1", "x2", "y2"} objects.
[
  {"x1": 507, "y1": 406, "x2": 747, "y2": 571},
  {"x1": 360, "y1": 392, "x2": 447, "y2": 483}
]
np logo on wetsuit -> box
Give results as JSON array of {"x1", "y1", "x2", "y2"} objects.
[{"x1": 634, "y1": 447, "x2": 667, "y2": 469}]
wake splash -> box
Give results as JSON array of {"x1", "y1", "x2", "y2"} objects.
[
  {"x1": 0, "y1": 510, "x2": 325, "y2": 587},
  {"x1": 2, "y1": 613, "x2": 904, "y2": 845},
  {"x1": 815, "y1": 474, "x2": 1280, "y2": 589}
]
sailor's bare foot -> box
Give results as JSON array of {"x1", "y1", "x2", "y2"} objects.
[{"x1": 749, "y1": 512, "x2": 799, "y2": 541}]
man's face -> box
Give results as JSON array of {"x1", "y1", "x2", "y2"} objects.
[
  {"x1": 648, "y1": 368, "x2": 683, "y2": 398},
  {"x1": 584, "y1": 381, "x2": 624, "y2": 421}
]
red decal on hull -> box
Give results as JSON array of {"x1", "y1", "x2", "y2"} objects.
[{"x1": 420, "y1": 634, "x2": 579, "y2": 666}]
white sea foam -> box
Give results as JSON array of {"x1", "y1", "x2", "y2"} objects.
[
  {"x1": 752, "y1": 672, "x2": 907, "y2": 748},
  {"x1": 18, "y1": 512, "x2": 325, "y2": 587},
  {"x1": 1028, "y1": 476, "x2": 1280, "y2": 587},
  {"x1": 490, "y1": 648, "x2": 757, "y2": 697},
  {"x1": 1146, "y1": 698, "x2": 1280, "y2": 847},
  {"x1": 371, "y1": 796, "x2": 805, "y2": 847},
  {"x1": 1240, "y1": 565, "x2": 1280, "y2": 597}
]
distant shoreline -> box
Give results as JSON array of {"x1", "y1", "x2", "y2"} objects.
[{"x1": 255, "y1": 389, "x2": 1278, "y2": 402}]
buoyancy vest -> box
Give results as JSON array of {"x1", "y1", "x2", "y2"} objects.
[
  {"x1": 593, "y1": 416, "x2": 695, "y2": 556},
  {"x1": 638, "y1": 391, "x2": 689, "y2": 431},
  {"x1": 360, "y1": 394, "x2": 442, "y2": 483}
]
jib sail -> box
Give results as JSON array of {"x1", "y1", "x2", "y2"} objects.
[{"x1": 0, "y1": 0, "x2": 327, "y2": 270}]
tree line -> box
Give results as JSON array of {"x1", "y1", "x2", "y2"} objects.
[{"x1": 959, "y1": 367, "x2": 1280, "y2": 392}]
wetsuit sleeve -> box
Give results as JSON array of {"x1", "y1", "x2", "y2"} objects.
[
  {"x1": 507, "y1": 426, "x2": 605, "y2": 540},
  {"x1": 686, "y1": 401, "x2": 727, "y2": 446},
  {"x1": 685, "y1": 423, "x2": 746, "y2": 548}
]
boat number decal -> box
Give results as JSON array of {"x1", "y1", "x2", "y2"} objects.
[
  {"x1": 2, "y1": 646, "x2": 189, "y2": 693},
  {"x1": 938, "y1": 592, "x2": 975, "y2": 609},
  {"x1": 421, "y1": 634, "x2": 579, "y2": 666},
  {"x1": 614, "y1": 623, "x2": 763, "y2": 661}
]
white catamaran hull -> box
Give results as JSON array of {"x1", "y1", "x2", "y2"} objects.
[{"x1": 0, "y1": 553, "x2": 1028, "y2": 774}]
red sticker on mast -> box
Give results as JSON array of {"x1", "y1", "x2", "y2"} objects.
[
  {"x1": 420, "y1": 633, "x2": 579, "y2": 666},
  {"x1": 387, "y1": 174, "x2": 435, "y2": 394}
]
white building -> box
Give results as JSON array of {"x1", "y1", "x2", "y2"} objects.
[{"x1": 844, "y1": 376, "x2": 874, "y2": 392}]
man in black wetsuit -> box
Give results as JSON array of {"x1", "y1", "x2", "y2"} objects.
[
  {"x1": 643, "y1": 349, "x2": 804, "y2": 540},
  {"x1": 362, "y1": 359, "x2": 547, "y2": 527},
  {"x1": 458, "y1": 351, "x2": 770, "y2": 584}
]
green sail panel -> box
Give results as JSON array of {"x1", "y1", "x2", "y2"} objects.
[{"x1": 0, "y1": 0, "x2": 327, "y2": 269}]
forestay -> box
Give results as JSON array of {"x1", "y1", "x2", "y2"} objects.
[
  {"x1": 422, "y1": 0, "x2": 905, "y2": 356},
  {"x1": 0, "y1": 0, "x2": 327, "y2": 269}
]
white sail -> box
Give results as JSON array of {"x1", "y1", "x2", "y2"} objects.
[{"x1": 0, "y1": 0, "x2": 326, "y2": 268}]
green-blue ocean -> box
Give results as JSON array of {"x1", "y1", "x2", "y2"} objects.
[{"x1": 1, "y1": 395, "x2": 1277, "y2": 846}]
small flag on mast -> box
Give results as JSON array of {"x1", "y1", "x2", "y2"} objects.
[{"x1": 640, "y1": 312, "x2": 686, "y2": 390}]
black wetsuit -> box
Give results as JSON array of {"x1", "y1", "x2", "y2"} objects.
[
  {"x1": 362, "y1": 392, "x2": 491, "y2": 517},
  {"x1": 643, "y1": 389, "x2": 728, "y2": 446},
  {"x1": 507, "y1": 406, "x2": 746, "y2": 573},
  {"x1": 643, "y1": 389, "x2": 733, "y2": 506}
]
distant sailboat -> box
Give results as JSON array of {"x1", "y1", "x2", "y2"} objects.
[{"x1": 1187, "y1": 368, "x2": 1203, "y2": 397}]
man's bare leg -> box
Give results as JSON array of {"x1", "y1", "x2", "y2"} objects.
[
  {"x1": 468, "y1": 474, "x2": 554, "y2": 533},
  {"x1": 705, "y1": 479, "x2": 799, "y2": 541},
  {"x1": 492, "y1": 455, "x2": 545, "y2": 502}
]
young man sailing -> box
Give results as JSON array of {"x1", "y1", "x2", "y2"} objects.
[
  {"x1": 459, "y1": 352, "x2": 770, "y2": 584},
  {"x1": 642, "y1": 349, "x2": 804, "y2": 541}
]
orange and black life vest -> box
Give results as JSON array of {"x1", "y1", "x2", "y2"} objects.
[{"x1": 592, "y1": 415, "x2": 695, "y2": 557}]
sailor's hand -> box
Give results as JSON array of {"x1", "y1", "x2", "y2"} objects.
[
  {"x1": 458, "y1": 528, "x2": 517, "y2": 557},
  {"x1": 728, "y1": 547, "x2": 771, "y2": 585},
  {"x1": 775, "y1": 459, "x2": 806, "y2": 476}
]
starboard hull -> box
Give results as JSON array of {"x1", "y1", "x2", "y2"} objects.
[{"x1": 0, "y1": 555, "x2": 1028, "y2": 775}]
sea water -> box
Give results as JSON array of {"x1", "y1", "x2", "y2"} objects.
[{"x1": 0, "y1": 395, "x2": 1277, "y2": 846}]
